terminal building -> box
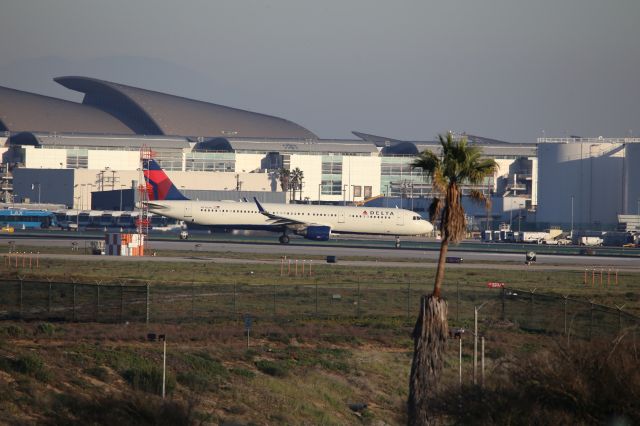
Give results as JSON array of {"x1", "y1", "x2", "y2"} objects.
[
  {"x1": 1, "y1": 76, "x2": 537, "y2": 229},
  {"x1": 537, "y1": 137, "x2": 640, "y2": 230}
]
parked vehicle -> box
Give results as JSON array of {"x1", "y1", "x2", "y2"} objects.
[{"x1": 580, "y1": 236, "x2": 603, "y2": 246}]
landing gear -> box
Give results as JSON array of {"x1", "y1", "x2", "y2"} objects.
[
  {"x1": 279, "y1": 234, "x2": 290, "y2": 244},
  {"x1": 395, "y1": 236, "x2": 401, "y2": 249}
]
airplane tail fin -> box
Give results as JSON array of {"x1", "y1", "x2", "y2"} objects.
[{"x1": 143, "y1": 159, "x2": 189, "y2": 201}]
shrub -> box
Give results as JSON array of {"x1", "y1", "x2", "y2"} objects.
[
  {"x1": 230, "y1": 368, "x2": 255, "y2": 379},
  {"x1": 255, "y1": 360, "x2": 289, "y2": 377},
  {"x1": 430, "y1": 334, "x2": 640, "y2": 425},
  {"x1": 1, "y1": 324, "x2": 25, "y2": 338},
  {"x1": 48, "y1": 393, "x2": 198, "y2": 426},
  {"x1": 122, "y1": 366, "x2": 176, "y2": 396},
  {"x1": 84, "y1": 366, "x2": 110, "y2": 382},
  {"x1": 36, "y1": 322, "x2": 56, "y2": 337},
  {"x1": 12, "y1": 353, "x2": 51, "y2": 382}
]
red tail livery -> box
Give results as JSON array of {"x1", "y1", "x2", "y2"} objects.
[{"x1": 143, "y1": 159, "x2": 189, "y2": 201}]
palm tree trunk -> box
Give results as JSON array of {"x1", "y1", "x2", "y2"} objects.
[
  {"x1": 432, "y1": 239, "x2": 449, "y2": 298},
  {"x1": 408, "y1": 295, "x2": 448, "y2": 426}
]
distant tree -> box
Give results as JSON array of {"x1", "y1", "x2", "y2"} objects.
[
  {"x1": 291, "y1": 168, "x2": 304, "y2": 202},
  {"x1": 408, "y1": 133, "x2": 497, "y2": 425},
  {"x1": 277, "y1": 168, "x2": 291, "y2": 199}
]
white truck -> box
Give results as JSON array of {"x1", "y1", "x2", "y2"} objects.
[
  {"x1": 580, "y1": 236, "x2": 603, "y2": 246},
  {"x1": 518, "y1": 232, "x2": 550, "y2": 243}
]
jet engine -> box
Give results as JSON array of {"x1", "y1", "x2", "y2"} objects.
[{"x1": 298, "y1": 225, "x2": 331, "y2": 241}]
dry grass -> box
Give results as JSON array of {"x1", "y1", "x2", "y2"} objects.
[{"x1": 430, "y1": 331, "x2": 640, "y2": 425}]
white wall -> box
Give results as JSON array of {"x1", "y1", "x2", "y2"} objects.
[
  {"x1": 342, "y1": 156, "x2": 381, "y2": 202},
  {"x1": 235, "y1": 153, "x2": 264, "y2": 173},
  {"x1": 23, "y1": 147, "x2": 66, "y2": 168},
  {"x1": 165, "y1": 171, "x2": 274, "y2": 192},
  {"x1": 88, "y1": 150, "x2": 140, "y2": 171},
  {"x1": 290, "y1": 155, "x2": 322, "y2": 201}
]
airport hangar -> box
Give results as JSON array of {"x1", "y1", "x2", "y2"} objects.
[{"x1": 11, "y1": 75, "x2": 640, "y2": 231}]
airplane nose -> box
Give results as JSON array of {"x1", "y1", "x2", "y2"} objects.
[{"x1": 424, "y1": 221, "x2": 434, "y2": 234}]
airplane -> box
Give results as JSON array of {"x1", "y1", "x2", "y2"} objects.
[{"x1": 142, "y1": 159, "x2": 433, "y2": 244}]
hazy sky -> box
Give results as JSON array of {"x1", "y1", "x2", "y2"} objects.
[{"x1": 0, "y1": 0, "x2": 638, "y2": 142}]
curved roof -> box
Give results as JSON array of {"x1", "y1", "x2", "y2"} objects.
[
  {"x1": 0, "y1": 86, "x2": 135, "y2": 135},
  {"x1": 55, "y1": 76, "x2": 317, "y2": 139},
  {"x1": 198, "y1": 137, "x2": 378, "y2": 154},
  {"x1": 9, "y1": 132, "x2": 191, "y2": 150}
]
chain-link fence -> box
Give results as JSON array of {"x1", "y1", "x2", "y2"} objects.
[{"x1": 0, "y1": 279, "x2": 638, "y2": 339}]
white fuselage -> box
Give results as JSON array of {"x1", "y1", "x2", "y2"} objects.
[{"x1": 147, "y1": 200, "x2": 433, "y2": 236}]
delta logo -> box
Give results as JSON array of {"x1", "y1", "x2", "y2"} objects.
[{"x1": 362, "y1": 210, "x2": 393, "y2": 216}]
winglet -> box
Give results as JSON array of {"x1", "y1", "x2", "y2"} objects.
[{"x1": 253, "y1": 197, "x2": 266, "y2": 213}]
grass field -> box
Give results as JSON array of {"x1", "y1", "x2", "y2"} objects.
[{"x1": 0, "y1": 251, "x2": 638, "y2": 424}]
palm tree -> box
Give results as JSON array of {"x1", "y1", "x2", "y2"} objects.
[
  {"x1": 407, "y1": 133, "x2": 497, "y2": 425},
  {"x1": 277, "y1": 168, "x2": 291, "y2": 200},
  {"x1": 291, "y1": 167, "x2": 304, "y2": 202}
]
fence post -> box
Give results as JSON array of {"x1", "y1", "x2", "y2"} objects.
[
  {"x1": 589, "y1": 301, "x2": 594, "y2": 340},
  {"x1": 146, "y1": 283, "x2": 150, "y2": 324},
  {"x1": 615, "y1": 304, "x2": 626, "y2": 332},
  {"x1": 356, "y1": 280, "x2": 361, "y2": 318},
  {"x1": 273, "y1": 284, "x2": 276, "y2": 316},
  {"x1": 501, "y1": 286, "x2": 506, "y2": 321},
  {"x1": 563, "y1": 295, "x2": 568, "y2": 336},
  {"x1": 529, "y1": 288, "x2": 536, "y2": 328},
  {"x1": 72, "y1": 284, "x2": 76, "y2": 322},
  {"x1": 191, "y1": 281, "x2": 195, "y2": 321},
  {"x1": 96, "y1": 283, "x2": 100, "y2": 322},
  {"x1": 233, "y1": 282, "x2": 237, "y2": 318},
  {"x1": 120, "y1": 283, "x2": 124, "y2": 323},
  {"x1": 19, "y1": 278, "x2": 23, "y2": 319},
  {"x1": 456, "y1": 280, "x2": 460, "y2": 322},
  {"x1": 407, "y1": 280, "x2": 411, "y2": 319}
]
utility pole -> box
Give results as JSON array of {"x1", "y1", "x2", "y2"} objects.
[{"x1": 474, "y1": 301, "x2": 489, "y2": 385}]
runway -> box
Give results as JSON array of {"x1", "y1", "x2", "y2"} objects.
[{"x1": 3, "y1": 235, "x2": 639, "y2": 272}]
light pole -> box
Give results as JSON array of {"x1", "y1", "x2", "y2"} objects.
[
  {"x1": 518, "y1": 203, "x2": 524, "y2": 233},
  {"x1": 342, "y1": 184, "x2": 348, "y2": 206},
  {"x1": 80, "y1": 184, "x2": 86, "y2": 210},
  {"x1": 474, "y1": 301, "x2": 490, "y2": 385},
  {"x1": 120, "y1": 185, "x2": 127, "y2": 211},
  {"x1": 509, "y1": 199, "x2": 514, "y2": 230},
  {"x1": 385, "y1": 184, "x2": 389, "y2": 208},
  {"x1": 318, "y1": 183, "x2": 321, "y2": 204},
  {"x1": 571, "y1": 195, "x2": 575, "y2": 237},
  {"x1": 86, "y1": 184, "x2": 94, "y2": 210},
  {"x1": 31, "y1": 182, "x2": 41, "y2": 204}
]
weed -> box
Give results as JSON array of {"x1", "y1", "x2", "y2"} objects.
[
  {"x1": 122, "y1": 366, "x2": 176, "y2": 395},
  {"x1": 431, "y1": 334, "x2": 640, "y2": 424},
  {"x1": 5, "y1": 353, "x2": 52, "y2": 382},
  {"x1": 1, "y1": 324, "x2": 26, "y2": 338},
  {"x1": 230, "y1": 367, "x2": 255, "y2": 378},
  {"x1": 36, "y1": 322, "x2": 56, "y2": 336},
  {"x1": 255, "y1": 360, "x2": 289, "y2": 377},
  {"x1": 47, "y1": 392, "x2": 198, "y2": 426},
  {"x1": 84, "y1": 366, "x2": 110, "y2": 382}
]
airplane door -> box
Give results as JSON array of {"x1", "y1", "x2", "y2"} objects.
[
  {"x1": 184, "y1": 204, "x2": 192, "y2": 218},
  {"x1": 338, "y1": 212, "x2": 345, "y2": 223},
  {"x1": 396, "y1": 211, "x2": 404, "y2": 226}
]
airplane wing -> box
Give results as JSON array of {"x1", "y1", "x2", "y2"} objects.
[{"x1": 253, "y1": 198, "x2": 324, "y2": 228}]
